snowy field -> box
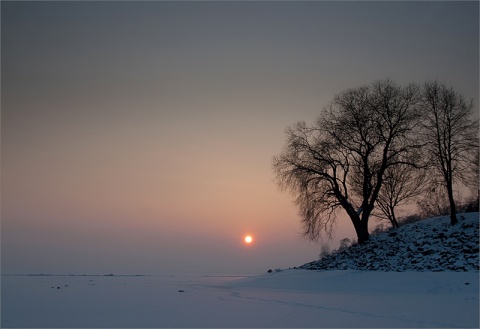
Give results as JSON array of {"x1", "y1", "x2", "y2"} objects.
[{"x1": 2, "y1": 269, "x2": 478, "y2": 328}]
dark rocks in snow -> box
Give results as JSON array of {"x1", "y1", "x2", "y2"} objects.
[
  {"x1": 267, "y1": 268, "x2": 284, "y2": 273},
  {"x1": 300, "y1": 213, "x2": 479, "y2": 272},
  {"x1": 422, "y1": 249, "x2": 435, "y2": 256}
]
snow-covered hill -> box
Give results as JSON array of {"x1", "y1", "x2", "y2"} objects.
[{"x1": 299, "y1": 212, "x2": 479, "y2": 271}]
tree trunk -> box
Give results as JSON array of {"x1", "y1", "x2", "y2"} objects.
[
  {"x1": 446, "y1": 183, "x2": 458, "y2": 225},
  {"x1": 389, "y1": 205, "x2": 400, "y2": 228},
  {"x1": 354, "y1": 219, "x2": 370, "y2": 244},
  {"x1": 389, "y1": 216, "x2": 400, "y2": 228},
  {"x1": 342, "y1": 198, "x2": 371, "y2": 243}
]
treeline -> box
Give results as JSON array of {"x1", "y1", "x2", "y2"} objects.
[{"x1": 273, "y1": 79, "x2": 479, "y2": 244}]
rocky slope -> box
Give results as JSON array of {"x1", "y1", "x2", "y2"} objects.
[{"x1": 299, "y1": 212, "x2": 479, "y2": 272}]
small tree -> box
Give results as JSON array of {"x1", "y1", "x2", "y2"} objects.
[
  {"x1": 374, "y1": 160, "x2": 427, "y2": 228},
  {"x1": 273, "y1": 80, "x2": 423, "y2": 243},
  {"x1": 421, "y1": 81, "x2": 479, "y2": 225},
  {"x1": 416, "y1": 186, "x2": 451, "y2": 219},
  {"x1": 466, "y1": 145, "x2": 479, "y2": 206}
]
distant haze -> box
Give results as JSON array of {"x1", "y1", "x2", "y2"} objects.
[{"x1": 2, "y1": 1, "x2": 478, "y2": 274}]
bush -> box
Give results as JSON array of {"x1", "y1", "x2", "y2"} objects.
[
  {"x1": 399, "y1": 214, "x2": 423, "y2": 225},
  {"x1": 318, "y1": 242, "x2": 331, "y2": 259}
]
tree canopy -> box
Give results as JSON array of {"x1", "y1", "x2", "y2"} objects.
[{"x1": 273, "y1": 79, "x2": 478, "y2": 243}]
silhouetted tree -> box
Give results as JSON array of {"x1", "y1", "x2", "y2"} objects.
[
  {"x1": 374, "y1": 158, "x2": 427, "y2": 228},
  {"x1": 466, "y1": 146, "x2": 479, "y2": 207},
  {"x1": 421, "y1": 81, "x2": 479, "y2": 225},
  {"x1": 273, "y1": 80, "x2": 423, "y2": 243},
  {"x1": 416, "y1": 186, "x2": 451, "y2": 219}
]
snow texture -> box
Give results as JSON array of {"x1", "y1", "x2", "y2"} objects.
[
  {"x1": 2, "y1": 270, "x2": 478, "y2": 328},
  {"x1": 300, "y1": 213, "x2": 479, "y2": 272}
]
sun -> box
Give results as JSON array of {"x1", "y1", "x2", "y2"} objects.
[{"x1": 244, "y1": 235, "x2": 253, "y2": 244}]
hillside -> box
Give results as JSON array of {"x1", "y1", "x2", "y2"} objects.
[{"x1": 299, "y1": 212, "x2": 479, "y2": 272}]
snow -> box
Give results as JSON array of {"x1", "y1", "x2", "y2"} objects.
[
  {"x1": 2, "y1": 213, "x2": 478, "y2": 327},
  {"x1": 301, "y1": 213, "x2": 479, "y2": 272},
  {"x1": 2, "y1": 270, "x2": 478, "y2": 328}
]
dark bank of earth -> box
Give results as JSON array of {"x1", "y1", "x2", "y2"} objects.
[{"x1": 298, "y1": 213, "x2": 479, "y2": 272}]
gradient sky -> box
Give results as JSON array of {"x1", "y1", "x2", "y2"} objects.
[{"x1": 2, "y1": 1, "x2": 478, "y2": 275}]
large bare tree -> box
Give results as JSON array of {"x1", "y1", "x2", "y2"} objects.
[
  {"x1": 273, "y1": 80, "x2": 423, "y2": 243},
  {"x1": 421, "y1": 81, "x2": 479, "y2": 225}
]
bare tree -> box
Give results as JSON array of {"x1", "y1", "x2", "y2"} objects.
[
  {"x1": 374, "y1": 160, "x2": 427, "y2": 228},
  {"x1": 273, "y1": 80, "x2": 423, "y2": 243},
  {"x1": 421, "y1": 81, "x2": 479, "y2": 225},
  {"x1": 416, "y1": 186, "x2": 451, "y2": 219},
  {"x1": 466, "y1": 145, "x2": 479, "y2": 204}
]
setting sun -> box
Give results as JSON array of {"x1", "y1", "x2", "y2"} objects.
[{"x1": 244, "y1": 235, "x2": 253, "y2": 244}]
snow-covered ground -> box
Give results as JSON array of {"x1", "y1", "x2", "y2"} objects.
[
  {"x1": 2, "y1": 270, "x2": 478, "y2": 328},
  {"x1": 2, "y1": 213, "x2": 478, "y2": 328},
  {"x1": 301, "y1": 212, "x2": 479, "y2": 271}
]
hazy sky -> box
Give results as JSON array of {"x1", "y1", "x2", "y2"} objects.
[{"x1": 2, "y1": 1, "x2": 478, "y2": 275}]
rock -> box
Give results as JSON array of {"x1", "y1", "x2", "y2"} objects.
[
  {"x1": 422, "y1": 249, "x2": 435, "y2": 256},
  {"x1": 436, "y1": 232, "x2": 447, "y2": 239}
]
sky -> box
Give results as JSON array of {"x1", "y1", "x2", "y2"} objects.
[{"x1": 2, "y1": 1, "x2": 478, "y2": 275}]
